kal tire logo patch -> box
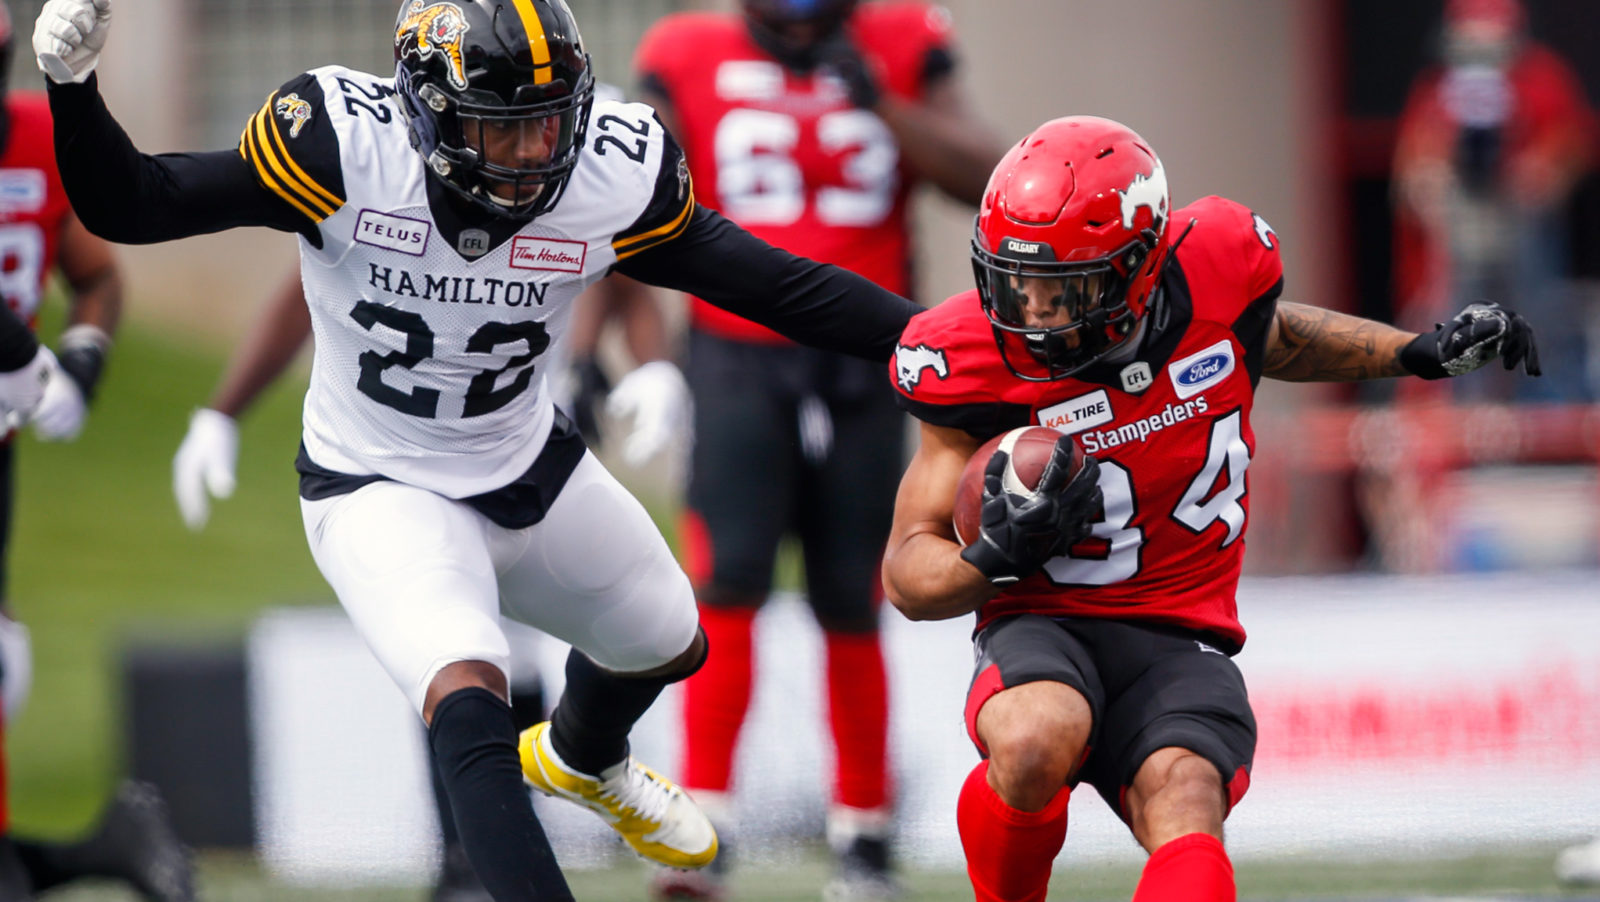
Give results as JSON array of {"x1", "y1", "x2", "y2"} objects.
[{"x1": 1037, "y1": 388, "x2": 1113, "y2": 435}]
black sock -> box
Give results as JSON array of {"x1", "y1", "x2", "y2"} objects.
[
  {"x1": 433, "y1": 679, "x2": 544, "y2": 859},
  {"x1": 509, "y1": 679, "x2": 546, "y2": 732},
  {"x1": 549, "y1": 649, "x2": 691, "y2": 777},
  {"x1": 429, "y1": 687, "x2": 572, "y2": 902}
]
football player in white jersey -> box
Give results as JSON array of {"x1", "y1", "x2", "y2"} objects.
[{"x1": 34, "y1": 0, "x2": 920, "y2": 898}]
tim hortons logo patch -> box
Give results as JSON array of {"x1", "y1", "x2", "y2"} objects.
[{"x1": 509, "y1": 237, "x2": 587, "y2": 273}]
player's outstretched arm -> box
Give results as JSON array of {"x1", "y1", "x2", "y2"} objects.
[
  {"x1": 615, "y1": 206, "x2": 922, "y2": 363},
  {"x1": 1263, "y1": 300, "x2": 1540, "y2": 382},
  {"x1": 883, "y1": 422, "x2": 1000, "y2": 621},
  {"x1": 174, "y1": 270, "x2": 311, "y2": 530},
  {"x1": 35, "y1": 1, "x2": 307, "y2": 244}
]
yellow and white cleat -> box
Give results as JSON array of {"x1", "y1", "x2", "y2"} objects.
[{"x1": 519, "y1": 722, "x2": 718, "y2": 869}]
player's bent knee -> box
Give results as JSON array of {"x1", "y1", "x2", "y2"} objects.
[
  {"x1": 1129, "y1": 749, "x2": 1227, "y2": 848},
  {"x1": 423, "y1": 660, "x2": 510, "y2": 724},
  {"x1": 601, "y1": 626, "x2": 708, "y2": 683},
  {"x1": 977, "y1": 682, "x2": 1090, "y2": 810}
]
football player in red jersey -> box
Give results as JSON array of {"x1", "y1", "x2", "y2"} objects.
[
  {"x1": 0, "y1": 4, "x2": 193, "y2": 900},
  {"x1": 883, "y1": 117, "x2": 1539, "y2": 902},
  {"x1": 632, "y1": 0, "x2": 1001, "y2": 896}
]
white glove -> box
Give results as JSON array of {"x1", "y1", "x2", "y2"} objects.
[
  {"x1": 30, "y1": 362, "x2": 87, "y2": 441},
  {"x1": 33, "y1": 0, "x2": 112, "y2": 85},
  {"x1": 0, "y1": 345, "x2": 55, "y2": 431},
  {"x1": 173, "y1": 408, "x2": 238, "y2": 531},
  {"x1": 0, "y1": 614, "x2": 32, "y2": 725},
  {"x1": 605, "y1": 360, "x2": 691, "y2": 468}
]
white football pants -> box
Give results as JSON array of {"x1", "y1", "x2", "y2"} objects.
[{"x1": 301, "y1": 451, "x2": 698, "y2": 714}]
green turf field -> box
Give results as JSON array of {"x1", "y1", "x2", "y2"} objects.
[
  {"x1": 29, "y1": 844, "x2": 1598, "y2": 900},
  {"x1": 5, "y1": 315, "x2": 1596, "y2": 900},
  {"x1": 8, "y1": 312, "x2": 327, "y2": 836}
]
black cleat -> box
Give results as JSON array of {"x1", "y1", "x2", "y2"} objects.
[
  {"x1": 823, "y1": 835, "x2": 900, "y2": 901},
  {"x1": 90, "y1": 780, "x2": 197, "y2": 902}
]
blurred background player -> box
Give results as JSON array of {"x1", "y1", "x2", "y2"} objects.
[
  {"x1": 883, "y1": 115, "x2": 1540, "y2": 902},
  {"x1": 0, "y1": 3, "x2": 192, "y2": 899},
  {"x1": 1392, "y1": 0, "x2": 1594, "y2": 401},
  {"x1": 630, "y1": 0, "x2": 1002, "y2": 897}
]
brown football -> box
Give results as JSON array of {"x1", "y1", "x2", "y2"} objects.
[{"x1": 953, "y1": 426, "x2": 1083, "y2": 546}]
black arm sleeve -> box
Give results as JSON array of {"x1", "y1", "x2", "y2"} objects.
[
  {"x1": 47, "y1": 76, "x2": 308, "y2": 243},
  {"x1": 614, "y1": 205, "x2": 923, "y2": 362},
  {"x1": 0, "y1": 305, "x2": 39, "y2": 372}
]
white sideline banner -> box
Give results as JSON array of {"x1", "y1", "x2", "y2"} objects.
[{"x1": 248, "y1": 572, "x2": 1600, "y2": 883}]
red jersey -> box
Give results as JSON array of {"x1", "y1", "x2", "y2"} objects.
[
  {"x1": 893, "y1": 197, "x2": 1284, "y2": 650},
  {"x1": 635, "y1": 3, "x2": 954, "y2": 343},
  {"x1": 0, "y1": 92, "x2": 72, "y2": 327}
]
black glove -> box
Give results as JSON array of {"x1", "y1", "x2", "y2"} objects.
[
  {"x1": 55, "y1": 324, "x2": 109, "y2": 402},
  {"x1": 814, "y1": 36, "x2": 881, "y2": 109},
  {"x1": 568, "y1": 355, "x2": 610, "y2": 446},
  {"x1": 1399, "y1": 302, "x2": 1541, "y2": 380},
  {"x1": 959, "y1": 439, "x2": 1102, "y2": 587}
]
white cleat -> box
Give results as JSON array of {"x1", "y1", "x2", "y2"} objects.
[{"x1": 519, "y1": 722, "x2": 718, "y2": 869}]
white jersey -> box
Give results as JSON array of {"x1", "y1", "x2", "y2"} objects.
[{"x1": 239, "y1": 67, "x2": 692, "y2": 498}]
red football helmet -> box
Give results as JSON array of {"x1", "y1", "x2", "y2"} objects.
[{"x1": 972, "y1": 116, "x2": 1170, "y2": 381}]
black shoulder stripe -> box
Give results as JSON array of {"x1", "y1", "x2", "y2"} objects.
[
  {"x1": 896, "y1": 394, "x2": 1034, "y2": 440},
  {"x1": 237, "y1": 74, "x2": 346, "y2": 225},
  {"x1": 613, "y1": 119, "x2": 695, "y2": 260},
  {"x1": 1233, "y1": 277, "x2": 1283, "y2": 387}
]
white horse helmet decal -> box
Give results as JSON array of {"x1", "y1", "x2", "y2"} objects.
[{"x1": 1117, "y1": 158, "x2": 1168, "y2": 232}]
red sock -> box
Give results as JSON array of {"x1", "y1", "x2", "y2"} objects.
[
  {"x1": 1131, "y1": 832, "x2": 1235, "y2": 902},
  {"x1": 956, "y1": 761, "x2": 1070, "y2": 902},
  {"x1": 680, "y1": 604, "x2": 757, "y2": 793},
  {"x1": 824, "y1": 629, "x2": 890, "y2": 811}
]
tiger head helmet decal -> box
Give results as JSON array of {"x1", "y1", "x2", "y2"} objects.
[{"x1": 396, "y1": 0, "x2": 472, "y2": 90}]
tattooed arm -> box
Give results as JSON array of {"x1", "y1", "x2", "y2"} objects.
[{"x1": 1262, "y1": 302, "x2": 1417, "y2": 382}]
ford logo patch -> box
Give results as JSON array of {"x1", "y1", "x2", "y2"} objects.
[{"x1": 1179, "y1": 355, "x2": 1228, "y2": 385}]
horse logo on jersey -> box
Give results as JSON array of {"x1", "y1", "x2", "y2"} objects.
[
  {"x1": 1116, "y1": 159, "x2": 1168, "y2": 231},
  {"x1": 395, "y1": 0, "x2": 472, "y2": 90},
  {"x1": 274, "y1": 94, "x2": 314, "y2": 138},
  {"x1": 895, "y1": 344, "x2": 949, "y2": 393}
]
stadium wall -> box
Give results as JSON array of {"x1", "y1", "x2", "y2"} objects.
[{"x1": 243, "y1": 573, "x2": 1600, "y2": 884}]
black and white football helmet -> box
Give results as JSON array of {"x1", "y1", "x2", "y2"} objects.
[{"x1": 393, "y1": 0, "x2": 595, "y2": 220}]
